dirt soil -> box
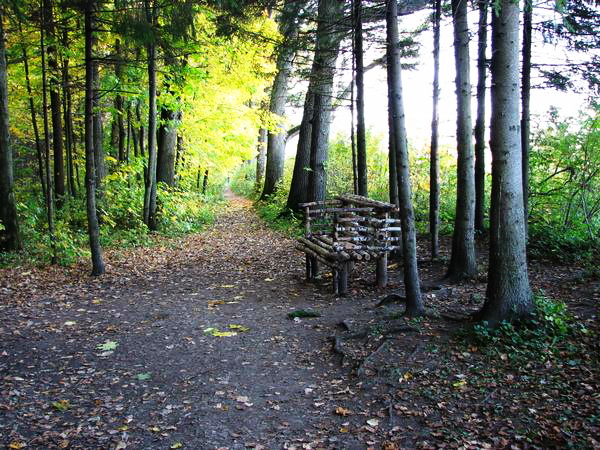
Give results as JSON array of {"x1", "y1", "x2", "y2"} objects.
[{"x1": 1, "y1": 194, "x2": 599, "y2": 449}]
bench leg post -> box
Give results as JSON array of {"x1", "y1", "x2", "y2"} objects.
[
  {"x1": 310, "y1": 257, "x2": 319, "y2": 279},
  {"x1": 338, "y1": 262, "x2": 349, "y2": 296},
  {"x1": 376, "y1": 253, "x2": 388, "y2": 288}
]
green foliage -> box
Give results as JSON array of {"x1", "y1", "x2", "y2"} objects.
[
  {"x1": 528, "y1": 104, "x2": 600, "y2": 265},
  {"x1": 459, "y1": 295, "x2": 588, "y2": 363}
]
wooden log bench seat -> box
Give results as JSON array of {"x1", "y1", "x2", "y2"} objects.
[{"x1": 295, "y1": 194, "x2": 401, "y2": 295}]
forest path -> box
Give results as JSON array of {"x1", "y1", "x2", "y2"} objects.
[{"x1": 1, "y1": 194, "x2": 415, "y2": 449}]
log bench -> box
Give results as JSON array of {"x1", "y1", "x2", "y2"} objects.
[{"x1": 296, "y1": 194, "x2": 401, "y2": 295}]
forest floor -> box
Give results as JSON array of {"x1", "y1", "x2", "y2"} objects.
[{"x1": 1, "y1": 193, "x2": 599, "y2": 449}]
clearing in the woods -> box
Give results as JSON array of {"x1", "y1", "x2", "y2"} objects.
[{"x1": 1, "y1": 194, "x2": 598, "y2": 449}]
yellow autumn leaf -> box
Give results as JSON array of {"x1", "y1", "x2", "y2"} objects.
[
  {"x1": 335, "y1": 406, "x2": 352, "y2": 416},
  {"x1": 228, "y1": 324, "x2": 250, "y2": 332},
  {"x1": 170, "y1": 443, "x2": 183, "y2": 449},
  {"x1": 8, "y1": 442, "x2": 25, "y2": 449}
]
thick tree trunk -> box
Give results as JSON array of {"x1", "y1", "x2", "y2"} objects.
[
  {"x1": 474, "y1": 0, "x2": 489, "y2": 234},
  {"x1": 429, "y1": 0, "x2": 441, "y2": 259},
  {"x1": 446, "y1": 0, "x2": 477, "y2": 280},
  {"x1": 255, "y1": 128, "x2": 267, "y2": 192},
  {"x1": 44, "y1": 0, "x2": 66, "y2": 205},
  {"x1": 143, "y1": 0, "x2": 158, "y2": 230},
  {"x1": 386, "y1": 0, "x2": 424, "y2": 316},
  {"x1": 0, "y1": 7, "x2": 21, "y2": 251},
  {"x1": 480, "y1": 0, "x2": 533, "y2": 326},
  {"x1": 19, "y1": 18, "x2": 46, "y2": 200},
  {"x1": 156, "y1": 107, "x2": 179, "y2": 186},
  {"x1": 260, "y1": 0, "x2": 303, "y2": 200},
  {"x1": 354, "y1": 0, "x2": 368, "y2": 197},
  {"x1": 84, "y1": 0, "x2": 105, "y2": 276},
  {"x1": 521, "y1": 0, "x2": 532, "y2": 239},
  {"x1": 307, "y1": 0, "x2": 344, "y2": 203}
]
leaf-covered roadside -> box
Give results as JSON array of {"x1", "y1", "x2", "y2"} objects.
[{"x1": 1, "y1": 194, "x2": 599, "y2": 449}]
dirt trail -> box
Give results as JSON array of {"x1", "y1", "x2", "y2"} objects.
[{"x1": 0, "y1": 195, "x2": 414, "y2": 449}]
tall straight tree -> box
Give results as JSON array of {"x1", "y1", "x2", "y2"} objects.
[
  {"x1": 43, "y1": 0, "x2": 66, "y2": 205},
  {"x1": 255, "y1": 127, "x2": 267, "y2": 192},
  {"x1": 84, "y1": 0, "x2": 105, "y2": 276},
  {"x1": 474, "y1": 0, "x2": 489, "y2": 233},
  {"x1": 386, "y1": 0, "x2": 424, "y2": 316},
  {"x1": 354, "y1": 0, "x2": 368, "y2": 196},
  {"x1": 521, "y1": 0, "x2": 533, "y2": 238},
  {"x1": 446, "y1": 0, "x2": 477, "y2": 280},
  {"x1": 429, "y1": 0, "x2": 441, "y2": 259},
  {"x1": 480, "y1": 0, "x2": 533, "y2": 326},
  {"x1": 0, "y1": 5, "x2": 22, "y2": 251},
  {"x1": 143, "y1": 0, "x2": 158, "y2": 230},
  {"x1": 307, "y1": 0, "x2": 345, "y2": 202},
  {"x1": 260, "y1": 0, "x2": 304, "y2": 200},
  {"x1": 92, "y1": 45, "x2": 106, "y2": 194}
]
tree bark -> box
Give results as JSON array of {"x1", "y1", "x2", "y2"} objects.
[
  {"x1": 143, "y1": 0, "x2": 158, "y2": 230},
  {"x1": 260, "y1": 0, "x2": 304, "y2": 200},
  {"x1": 92, "y1": 51, "x2": 105, "y2": 194},
  {"x1": 18, "y1": 17, "x2": 46, "y2": 200},
  {"x1": 429, "y1": 0, "x2": 441, "y2": 259},
  {"x1": 255, "y1": 128, "x2": 267, "y2": 192},
  {"x1": 202, "y1": 169, "x2": 209, "y2": 195},
  {"x1": 40, "y1": 12, "x2": 57, "y2": 264},
  {"x1": 354, "y1": 0, "x2": 368, "y2": 197},
  {"x1": 307, "y1": 0, "x2": 345, "y2": 203},
  {"x1": 474, "y1": 0, "x2": 489, "y2": 234},
  {"x1": 0, "y1": 6, "x2": 21, "y2": 251},
  {"x1": 156, "y1": 106, "x2": 179, "y2": 186},
  {"x1": 62, "y1": 28, "x2": 76, "y2": 198},
  {"x1": 387, "y1": 0, "x2": 424, "y2": 317},
  {"x1": 521, "y1": 0, "x2": 532, "y2": 239},
  {"x1": 84, "y1": 0, "x2": 105, "y2": 276},
  {"x1": 44, "y1": 0, "x2": 66, "y2": 205},
  {"x1": 480, "y1": 0, "x2": 534, "y2": 326},
  {"x1": 114, "y1": 38, "x2": 127, "y2": 163},
  {"x1": 446, "y1": 0, "x2": 477, "y2": 280}
]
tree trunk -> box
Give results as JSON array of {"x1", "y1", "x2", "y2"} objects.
[
  {"x1": 40, "y1": 13, "x2": 57, "y2": 264},
  {"x1": 255, "y1": 128, "x2": 267, "y2": 192},
  {"x1": 84, "y1": 0, "x2": 105, "y2": 276},
  {"x1": 474, "y1": 0, "x2": 489, "y2": 234},
  {"x1": 386, "y1": 0, "x2": 424, "y2": 316},
  {"x1": 202, "y1": 169, "x2": 209, "y2": 195},
  {"x1": 0, "y1": 6, "x2": 21, "y2": 251},
  {"x1": 521, "y1": 0, "x2": 532, "y2": 239},
  {"x1": 143, "y1": 0, "x2": 158, "y2": 230},
  {"x1": 114, "y1": 38, "x2": 127, "y2": 163},
  {"x1": 446, "y1": 0, "x2": 477, "y2": 280},
  {"x1": 136, "y1": 99, "x2": 145, "y2": 156},
  {"x1": 260, "y1": 0, "x2": 303, "y2": 200},
  {"x1": 92, "y1": 52, "x2": 105, "y2": 194},
  {"x1": 44, "y1": 0, "x2": 66, "y2": 205},
  {"x1": 429, "y1": 0, "x2": 441, "y2": 259},
  {"x1": 156, "y1": 107, "x2": 179, "y2": 186},
  {"x1": 18, "y1": 17, "x2": 46, "y2": 200},
  {"x1": 480, "y1": 0, "x2": 533, "y2": 326},
  {"x1": 287, "y1": 90, "x2": 315, "y2": 211},
  {"x1": 354, "y1": 0, "x2": 368, "y2": 197},
  {"x1": 62, "y1": 29, "x2": 76, "y2": 198},
  {"x1": 307, "y1": 0, "x2": 345, "y2": 203}
]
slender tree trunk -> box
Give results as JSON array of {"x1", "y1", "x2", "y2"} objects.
[
  {"x1": 447, "y1": 0, "x2": 477, "y2": 280},
  {"x1": 480, "y1": 0, "x2": 533, "y2": 326},
  {"x1": 92, "y1": 51, "x2": 105, "y2": 194},
  {"x1": 350, "y1": 54, "x2": 359, "y2": 196},
  {"x1": 61, "y1": 30, "x2": 76, "y2": 198},
  {"x1": 84, "y1": 0, "x2": 105, "y2": 276},
  {"x1": 18, "y1": 18, "x2": 46, "y2": 200},
  {"x1": 255, "y1": 128, "x2": 267, "y2": 192},
  {"x1": 202, "y1": 169, "x2": 209, "y2": 194},
  {"x1": 354, "y1": 0, "x2": 368, "y2": 197},
  {"x1": 136, "y1": 99, "x2": 145, "y2": 157},
  {"x1": 44, "y1": 0, "x2": 66, "y2": 205},
  {"x1": 174, "y1": 134, "x2": 182, "y2": 178},
  {"x1": 474, "y1": 0, "x2": 489, "y2": 233},
  {"x1": 429, "y1": 0, "x2": 441, "y2": 259},
  {"x1": 521, "y1": 0, "x2": 532, "y2": 239},
  {"x1": 143, "y1": 0, "x2": 158, "y2": 230},
  {"x1": 40, "y1": 14, "x2": 57, "y2": 264},
  {"x1": 0, "y1": 7, "x2": 21, "y2": 251},
  {"x1": 307, "y1": 0, "x2": 344, "y2": 203},
  {"x1": 114, "y1": 38, "x2": 127, "y2": 162},
  {"x1": 387, "y1": 0, "x2": 424, "y2": 316},
  {"x1": 260, "y1": 0, "x2": 303, "y2": 200}
]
